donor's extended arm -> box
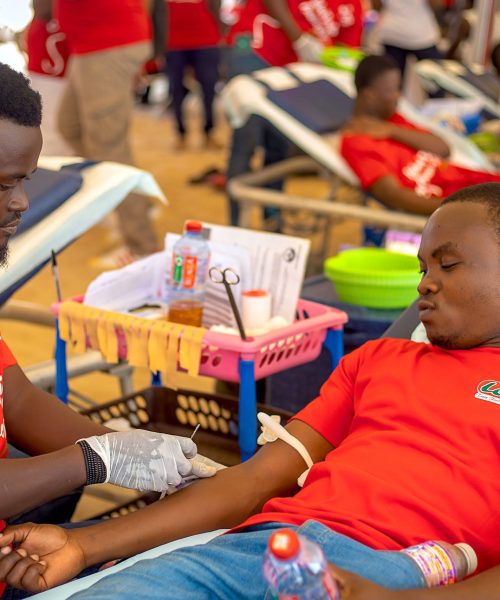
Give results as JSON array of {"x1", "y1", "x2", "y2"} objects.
[
  {"x1": 0, "y1": 420, "x2": 333, "y2": 593},
  {"x1": 345, "y1": 116, "x2": 450, "y2": 158}
]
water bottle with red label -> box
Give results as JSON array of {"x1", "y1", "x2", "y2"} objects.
[
  {"x1": 263, "y1": 529, "x2": 339, "y2": 599},
  {"x1": 167, "y1": 220, "x2": 210, "y2": 327}
]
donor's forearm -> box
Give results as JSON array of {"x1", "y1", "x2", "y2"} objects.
[{"x1": 73, "y1": 441, "x2": 305, "y2": 567}]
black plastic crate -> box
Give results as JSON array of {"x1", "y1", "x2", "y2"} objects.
[
  {"x1": 80, "y1": 386, "x2": 293, "y2": 520},
  {"x1": 80, "y1": 386, "x2": 293, "y2": 468}
]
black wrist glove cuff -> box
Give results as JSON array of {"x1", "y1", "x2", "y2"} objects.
[{"x1": 77, "y1": 440, "x2": 108, "y2": 485}]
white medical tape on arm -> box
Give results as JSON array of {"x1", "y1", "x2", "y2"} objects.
[{"x1": 257, "y1": 412, "x2": 313, "y2": 486}]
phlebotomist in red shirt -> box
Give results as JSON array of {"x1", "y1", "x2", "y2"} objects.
[{"x1": 164, "y1": 0, "x2": 222, "y2": 149}]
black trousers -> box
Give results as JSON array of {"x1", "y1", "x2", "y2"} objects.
[{"x1": 165, "y1": 46, "x2": 220, "y2": 136}]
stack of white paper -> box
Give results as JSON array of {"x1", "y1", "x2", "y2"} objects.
[
  {"x1": 84, "y1": 251, "x2": 167, "y2": 314},
  {"x1": 83, "y1": 224, "x2": 310, "y2": 329},
  {"x1": 165, "y1": 223, "x2": 310, "y2": 328}
]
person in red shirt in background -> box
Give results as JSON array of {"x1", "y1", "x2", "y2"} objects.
[
  {"x1": 54, "y1": 0, "x2": 160, "y2": 268},
  {"x1": 24, "y1": 0, "x2": 72, "y2": 157},
  {"x1": 26, "y1": 0, "x2": 69, "y2": 81},
  {"x1": 228, "y1": 0, "x2": 363, "y2": 68},
  {"x1": 341, "y1": 54, "x2": 500, "y2": 215},
  {"x1": 225, "y1": 0, "x2": 363, "y2": 227},
  {"x1": 164, "y1": 0, "x2": 222, "y2": 149}
]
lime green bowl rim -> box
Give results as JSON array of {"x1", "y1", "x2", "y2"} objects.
[{"x1": 324, "y1": 248, "x2": 420, "y2": 279}]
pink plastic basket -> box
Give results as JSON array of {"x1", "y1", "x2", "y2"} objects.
[{"x1": 54, "y1": 298, "x2": 347, "y2": 382}]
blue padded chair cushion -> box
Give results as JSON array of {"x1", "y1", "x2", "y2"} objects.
[
  {"x1": 266, "y1": 79, "x2": 353, "y2": 134},
  {"x1": 16, "y1": 167, "x2": 83, "y2": 236}
]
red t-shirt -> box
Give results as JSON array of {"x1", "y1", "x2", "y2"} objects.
[
  {"x1": 0, "y1": 337, "x2": 17, "y2": 597},
  {"x1": 240, "y1": 338, "x2": 500, "y2": 572},
  {"x1": 166, "y1": 0, "x2": 221, "y2": 50},
  {"x1": 26, "y1": 17, "x2": 70, "y2": 77},
  {"x1": 228, "y1": 0, "x2": 362, "y2": 66},
  {"x1": 56, "y1": 0, "x2": 150, "y2": 55},
  {"x1": 341, "y1": 113, "x2": 500, "y2": 198}
]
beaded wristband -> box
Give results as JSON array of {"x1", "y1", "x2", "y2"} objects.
[{"x1": 77, "y1": 440, "x2": 108, "y2": 485}]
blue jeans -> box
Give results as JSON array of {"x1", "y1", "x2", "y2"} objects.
[
  {"x1": 71, "y1": 521, "x2": 425, "y2": 599},
  {"x1": 226, "y1": 41, "x2": 289, "y2": 226}
]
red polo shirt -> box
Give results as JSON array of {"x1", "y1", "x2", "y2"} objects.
[
  {"x1": 341, "y1": 113, "x2": 500, "y2": 197},
  {"x1": 166, "y1": 0, "x2": 221, "y2": 50},
  {"x1": 239, "y1": 338, "x2": 500, "y2": 573},
  {"x1": 56, "y1": 0, "x2": 150, "y2": 55},
  {"x1": 26, "y1": 17, "x2": 70, "y2": 77},
  {"x1": 0, "y1": 337, "x2": 17, "y2": 596},
  {"x1": 228, "y1": 0, "x2": 363, "y2": 66}
]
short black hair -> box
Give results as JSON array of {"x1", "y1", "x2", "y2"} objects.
[
  {"x1": 442, "y1": 182, "x2": 500, "y2": 240},
  {"x1": 354, "y1": 54, "x2": 400, "y2": 93},
  {"x1": 0, "y1": 63, "x2": 42, "y2": 127}
]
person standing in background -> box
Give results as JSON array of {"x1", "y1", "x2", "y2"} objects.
[
  {"x1": 225, "y1": 0, "x2": 364, "y2": 228},
  {"x1": 372, "y1": 0, "x2": 443, "y2": 76},
  {"x1": 164, "y1": 0, "x2": 222, "y2": 149},
  {"x1": 55, "y1": 0, "x2": 160, "y2": 268},
  {"x1": 25, "y1": 0, "x2": 72, "y2": 156}
]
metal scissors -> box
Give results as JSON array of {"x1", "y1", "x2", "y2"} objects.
[{"x1": 209, "y1": 267, "x2": 247, "y2": 340}]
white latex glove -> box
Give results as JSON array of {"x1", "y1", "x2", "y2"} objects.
[
  {"x1": 78, "y1": 430, "x2": 201, "y2": 491},
  {"x1": 292, "y1": 33, "x2": 325, "y2": 63}
]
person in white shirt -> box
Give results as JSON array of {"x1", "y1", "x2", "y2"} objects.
[{"x1": 372, "y1": 0, "x2": 443, "y2": 75}]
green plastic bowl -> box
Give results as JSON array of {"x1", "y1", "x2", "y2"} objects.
[{"x1": 324, "y1": 248, "x2": 420, "y2": 309}]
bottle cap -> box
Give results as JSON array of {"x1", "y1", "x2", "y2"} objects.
[
  {"x1": 268, "y1": 529, "x2": 300, "y2": 560},
  {"x1": 185, "y1": 220, "x2": 203, "y2": 233},
  {"x1": 455, "y1": 543, "x2": 478, "y2": 575}
]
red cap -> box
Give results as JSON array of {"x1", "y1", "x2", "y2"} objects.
[
  {"x1": 185, "y1": 220, "x2": 203, "y2": 233},
  {"x1": 268, "y1": 529, "x2": 300, "y2": 560}
]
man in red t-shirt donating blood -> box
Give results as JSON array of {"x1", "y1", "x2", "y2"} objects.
[
  {"x1": 3, "y1": 175, "x2": 500, "y2": 595},
  {"x1": 340, "y1": 54, "x2": 500, "y2": 215}
]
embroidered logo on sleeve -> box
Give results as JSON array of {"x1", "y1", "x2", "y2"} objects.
[{"x1": 475, "y1": 380, "x2": 500, "y2": 405}]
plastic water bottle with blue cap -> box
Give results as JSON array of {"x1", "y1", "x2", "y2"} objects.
[{"x1": 263, "y1": 528, "x2": 339, "y2": 599}]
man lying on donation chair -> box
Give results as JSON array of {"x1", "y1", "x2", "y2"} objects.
[
  {"x1": 0, "y1": 62, "x2": 216, "y2": 596},
  {"x1": 1, "y1": 182, "x2": 500, "y2": 599},
  {"x1": 340, "y1": 54, "x2": 500, "y2": 215}
]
